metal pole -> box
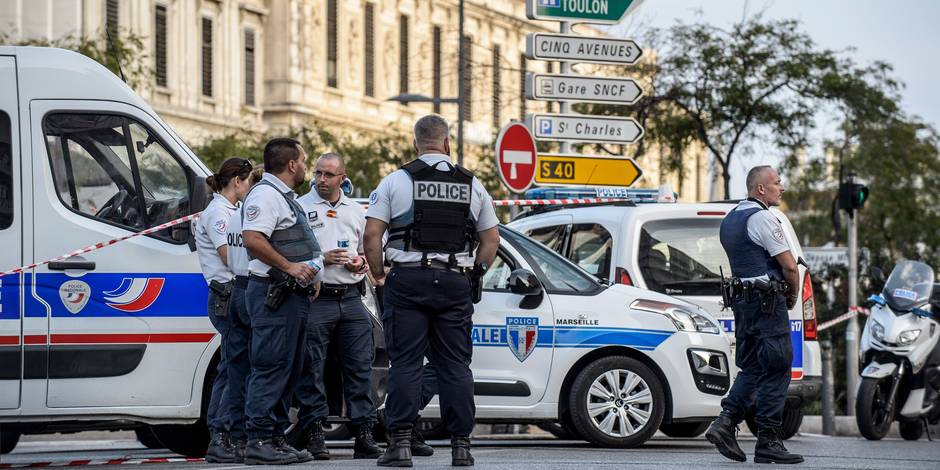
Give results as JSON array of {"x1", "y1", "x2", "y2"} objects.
[
  {"x1": 846, "y1": 172, "x2": 859, "y2": 415},
  {"x1": 559, "y1": 22, "x2": 571, "y2": 155},
  {"x1": 456, "y1": 0, "x2": 465, "y2": 166},
  {"x1": 821, "y1": 340, "x2": 835, "y2": 435}
]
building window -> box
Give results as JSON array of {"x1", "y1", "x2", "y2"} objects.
[
  {"x1": 461, "y1": 35, "x2": 472, "y2": 122},
  {"x1": 492, "y1": 45, "x2": 501, "y2": 131},
  {"x1": 520, "y1": 53, "x2": 527, "y2": 120},
  {"x1": 327, "y1": 0, "x2": 338, "y2": 88},
  {"x1": 244, "y1": 29, "x2": 255, "y2": 106},
  {"x1": 399, "y1": 15, "x2": 409, "y2": 99},
  {"x1": 154, "y1": 5, "x2": 167, "y2": 88},
  {"x1": 106, "y1": 0, "x2": 119, "y2": 39},
  {"x1": 364, "y1": 3, "x2": 375, "y2": 97},
  {"x1": 432, "y1": 25, "x2": 441, "y2": 114},
  {"x1": 201, "y1": 17, "x2": 213, "y2": 97}
]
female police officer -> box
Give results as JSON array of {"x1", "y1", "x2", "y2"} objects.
[{"x1": 194, "y1": 157, "x2": 253, "y2": 463}]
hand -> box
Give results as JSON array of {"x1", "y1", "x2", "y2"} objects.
[
  {"x1": 308, "y1": 281, "x2": 321, "y2": 302},
  {"x1": 344, "y1": 255, "x2": 365, "y2": 273},
  {"x1": 324, "y1": 248, "x2": 351, "y2": 266},
  {"x1": 285, "y1": 262, "x2": 316, "y2": 285},
  {"x1": 371, "y1": 268, "x2": 386, "y2": 286}
]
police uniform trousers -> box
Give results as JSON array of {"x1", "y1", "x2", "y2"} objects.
[
  {"x1": 223, "y1": 279, "x2": 252, "y2": 440},
  {"x1": 721, "y1": 293, "x2": 793, "y2": 430},
  {"x1": 244, "y1": 277, "x2": 309, "y2": 440},
  {"x1": 382, "y1": 267, "x2": 475, "y2": 437},
  {"x1": 295, "y1": 288, "x2": 377, "y2": 431},
  {"x1": 206, "y1": 291, "x2": 231, "y2": 435}
]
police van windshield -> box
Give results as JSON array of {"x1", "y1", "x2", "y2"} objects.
[
  {"x1": 883, "y1": 260, "x2": 935, "y2": 312},
  {"x1": 499, "y1": 226, "x2": 602, "y2": 294},
  {"x1": 638, "y1": 219, "x2": 727, "y2": 296}
]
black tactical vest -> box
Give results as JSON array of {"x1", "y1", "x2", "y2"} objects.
[{"x1": 242, "y1": 179, "x2": 321, "y2": 263}]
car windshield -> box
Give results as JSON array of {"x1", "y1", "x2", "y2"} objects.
[
  {"x1": 499, "y1": 225, "x2": 601, "y2": 294},
  {"x1": 883, "y1": 260, "x2": 935, "y2": 312}
]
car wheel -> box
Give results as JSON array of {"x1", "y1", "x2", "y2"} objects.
[
  {"x1": 659, "y1": 421, "x2": 709, "y2": 438},
  {"x1": 0, "y1": 429, "x2": 20, "y2": 454},
  {"x1": 537, "y1": 422, "x2": 578, "y2": 439},
  {"x1": 417, "y1": 418, "x2": 449, "y2": 440},
  {"x1": 567, "y1": 356, "x2": 665, "y2": 448},
  {"x1": 135, "y1": 426, "x2": 165, "y2": 449}
]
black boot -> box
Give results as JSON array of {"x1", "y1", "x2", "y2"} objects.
[
  {"x1": 205, "y1": 432, "x2": 238, "y2": 464},
  {"x1": 244, "y1": 438, "x2": 298, "y2": 465},
  {"x1": 411, "y1": 421, "x2": 434, "y2": 457},
  {"x1": 273, "y1": 435, "x2": 314, "y2": 463},
  {"x1": 451, "y1": 436, "x2": 474, "y2": 467},
  {"x1": 377, "y1": 428, "x2": 412, "y2": 467},
  {"x1": 705, "y1": 414, "x2": 746, "y2": 462},
  {"x1": 354, "y1": 424, "x2": 383, "y2": 459},
  {"x1": 304, "y1": 420, "x2": 330, "y2": 460},
  {"x1": 755, "y1": 428, "x2": 804, "y2": 464},
  {"x1": 231, "y1": 438, "x2": 247, "y2": 464}
]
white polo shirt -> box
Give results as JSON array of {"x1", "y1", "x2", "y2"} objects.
[
  {"x1": 296, "y1": 191, "x2": 366, "y2": 285},
  {"x1": 226, "y1": 206, "x2": 250, "y2": 278},
  {"x1": 195, "y1": 193, "x2": 236, "y2": 284},
  {"x1": 242, "y1": 173, "x2": 301, "y2": 277},
  {"x1": 737, "y1": 199, "x2": 792, "y2": 281},
  {"x1": 366, "y1": 154, "x2": 499, "y2": 267}
]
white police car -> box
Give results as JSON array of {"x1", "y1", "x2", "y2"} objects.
[
  {"x1": 508, "y1": 187, "x2": 822, "y2": 439},
  {"x1": 417, "y1": 225, "x2": 731, "y2": 448}
]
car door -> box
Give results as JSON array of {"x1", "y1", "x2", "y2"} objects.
[
  {"x1": 28, "y1": 100, "x2": 212, "y2": 409},
  {"x1": 0, "y1": 56, "x2": 22, "y2": 410}
]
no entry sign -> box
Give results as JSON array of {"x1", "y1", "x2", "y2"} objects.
[{"x1": 495, "y1": 122, "x2": 538, "y2": 193}]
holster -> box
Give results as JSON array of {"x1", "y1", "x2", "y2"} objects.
[
  {"x1": 264, "y1": 269, "x2": 291, "y2": 311},
  {"x1": 208, "y1": 280, "x2": 233, "y2": 317},
  {"x1": 356, "y1": 279, "x2": 366, "y2": 297},
  {"x1": 469, "y1": 265, "x2": 485, "y2": 304}
]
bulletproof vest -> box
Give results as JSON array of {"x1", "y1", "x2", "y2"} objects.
[
  {"x1": 243, "y1": 180, "x2": 321, "y2": 263},
  {"x1": 719, "y1": 204, "x2": 784, "y2": 279},
  {"x1": 387, "y1": 159, "x2": 477, "y2": 257}
]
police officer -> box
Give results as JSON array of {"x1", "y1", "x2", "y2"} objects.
[
  {"x1": 223, "y1": 165, "x2": 264, "y2": 459},
  {"x1": 294, "y1": 153, "x2": 382, "y2": 460},
  {"x1": 194, "y1": 157, "x2": 253, "y2": 463},
  {"x1": 705, "y1": 165, "x2": 804, "y2": 464},
  {"x1": 241, "y1": 138, "x2": 322, "y2": 465},
  {"x1": 364, "y1": 114, "x2": 500, "y2": 467}
]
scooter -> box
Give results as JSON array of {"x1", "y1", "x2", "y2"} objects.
[{"x1": 857, "y1": 260, "x2": 940, "y2": 440}]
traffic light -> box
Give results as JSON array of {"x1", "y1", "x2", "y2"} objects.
[{"x1": 838, "y1": 181, "x2": 869, "y2": 212}]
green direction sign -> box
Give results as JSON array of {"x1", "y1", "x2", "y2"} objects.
[{"x1": 526, "y1": 0, "x2": 642, "y2": 24}]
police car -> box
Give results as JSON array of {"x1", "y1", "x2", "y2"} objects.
[
  {"x1": 416, "y1": 225, "x2": 732, "y2": 448},
  {"x1": 508, "y1": 187, "x2": 822, "y2": 439}
]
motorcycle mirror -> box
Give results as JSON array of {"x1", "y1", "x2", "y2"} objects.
[{"x1": 870, "y1": 266, "x2": 886, "y2": 284}]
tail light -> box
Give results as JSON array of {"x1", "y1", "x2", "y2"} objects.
[
  {"x1": 802, "y1": 270, "x2": 817, "y2": 340},
  {"x1": 615, "y1": 267, "x2": 633, "y2": 286}
]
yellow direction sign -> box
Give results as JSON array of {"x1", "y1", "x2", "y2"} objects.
[{"x1": 535, "y1": 153, "x2": 642, "y2": 187}]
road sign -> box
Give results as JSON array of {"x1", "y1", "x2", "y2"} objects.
[
  {"x1": 526, "y1": 0, "x2": 642, "y2": 24},
  {"x1": 495, "y1": 122, "x2": 538, "y2": 193},
  {"x1": 526, "y1": 113, "x2": 643, "y2": 144},
  {"x1": 526, "y1": 73, "x2": 642, "y2": 105},
  {"x1": 534, "y1": 153, "x2": 642, "y2": 187},
  {"x1": 526, "y1": 33, "x2": 642, "y2": 64},
  {"x1": 803, "y1": 247, "x2": 850, "y2": 271}
]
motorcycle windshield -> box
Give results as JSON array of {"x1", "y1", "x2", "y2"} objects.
[{"x1": 882, "y1": 260, "x2": 935, "y2": 312}]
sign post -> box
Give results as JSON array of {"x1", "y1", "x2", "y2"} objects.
[{"x1": 495, "y1": 122, "x2": 538, "y2": 193}]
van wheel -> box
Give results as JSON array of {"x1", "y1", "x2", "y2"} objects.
[
  {"x1": 0, "y1": 430, "x2": 20, "y2": 454},
  {"x1": 567, "y1": 356, "x2": 665, "y2": 448},
  {"x1": 659, "y1": 421, "x2": 709, "y2": 438},
  {"x1": 135, "y1": 426, "x2": 165, "y2": 449}
]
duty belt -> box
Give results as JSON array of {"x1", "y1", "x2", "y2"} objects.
[
  {"x1": 720, "y1": 277, "x2": 790, "y2": 313},
  {"x1": 392, "y1": 260, "x2": 470, "y2": 274},
  {"x1": 233, "y1": 275, "x2": 249, "y2": 289}
]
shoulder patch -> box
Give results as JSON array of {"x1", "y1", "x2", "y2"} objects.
[
  {"x1": 213, "y1": 219, "x2": 227, "y2": 235},
  {"x1": 245, "y1": 205, "x2": 261, "y2": 221},
  {"x1": 772, "y1": 227, "x2": 785, "y2": 243},
  {"x1": 369, "y1": 191, "x2": 379, "y2": 205}
]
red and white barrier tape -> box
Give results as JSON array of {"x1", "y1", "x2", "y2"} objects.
[
  {"x1": 817, "y1": 306, "x2": 871, "y2": 332},
  {"x1": 0, "y1": 457, "x2": 204, "y2": 468}
]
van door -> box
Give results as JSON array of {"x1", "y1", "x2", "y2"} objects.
[
  {"x1": 0, "y1": 56, "x2": 22, "y2": 410},
  {"x1": 27, "y1": 100, "x2": 213, "y2": 409}
]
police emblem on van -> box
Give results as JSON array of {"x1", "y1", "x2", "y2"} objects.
[
  {"x1": 507, "y1": 317, "x2": 538, "y2": 362},
  {"x1": 59, "y1": 280, "x2": 91, "y2": 314},
  {"x1": 103, "y1": 277, "x2": 165, "y2": 313}
]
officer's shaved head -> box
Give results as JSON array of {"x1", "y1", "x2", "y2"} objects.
[
  {"x1": 318, "y1": 152, "x2": 346, "y2": 173},
  {"x1": 746, "y1": 165, "x2": 786, "y2": 207},
  {"x1": 413, "y1": 114, "x2": 451, "y2": 154},
  {"x1": 746, "y1": 166, "x2": 775, "y2": 193}
]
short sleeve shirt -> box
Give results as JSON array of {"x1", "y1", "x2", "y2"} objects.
[
  {"x1": 366, "y1": 154, "x2": 499, "y2": 267},
  {"x1": 296, "y1": 191, "x2": 367, "y2": 284},
  {"x1": 195, "y1": 193, "x2": 236, "y2": 283},
  {"x1": 740, "y1": 199, "x2": 791, "y2": 257},
  {"x1": 226, "y1": 207, "x2": 250, "y2": 278},
  {"x1": 242, "y1": 173, "x2": 300, "y2": 277}
]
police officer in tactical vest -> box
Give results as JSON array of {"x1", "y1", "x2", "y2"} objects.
[
  {"x1": 241, "y1": 138, "x2": 322, "y2": 465},
  {"x1": 705, "y1": 166, "x2": 804, "y2": 465},
  {"x1": 364, "y1": 114, "x2": 500, "y2": 467}
]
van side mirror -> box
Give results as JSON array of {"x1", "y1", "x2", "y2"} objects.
[{"x1": 509, "y1": 269, "x2": 543, "y2": 309}]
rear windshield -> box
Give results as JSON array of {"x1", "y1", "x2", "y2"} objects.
[{"x1": 638, "y1": 218, "x2": 727, "y2": 296}]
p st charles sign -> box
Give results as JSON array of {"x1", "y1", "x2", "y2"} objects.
[
  {"x1": 527, "y1": 0, "x2": 644, "y2": 25},
  {"x1": 526, "y1": 113, "x2": 644, "y2": 144}
]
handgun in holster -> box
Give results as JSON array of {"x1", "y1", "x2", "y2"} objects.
[
  {"x1": 264, "y1": 269, "x2": 291, "y2": 311},
  {"x1": 208, "y1": 279, "x2": 234, "y2": 317},
  {"x1": 469, "y1": 264, "x2": 485, "y2": 304}
]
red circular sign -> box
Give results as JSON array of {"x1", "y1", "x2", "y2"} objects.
[{"x1": 495, "y1": 122, "x2": 537, "y2": 193}]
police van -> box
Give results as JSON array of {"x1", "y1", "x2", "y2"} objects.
[
  {"x1": 0, "y1": 47, "x2": 387, "y2": 455},
  {"x1": 508, "y1": 187, "x2": 822, "y2": 439}
]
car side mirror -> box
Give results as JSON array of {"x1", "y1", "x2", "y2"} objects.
[{"x1": 509, "y1": 269, "x2": 543, "y2": 309}]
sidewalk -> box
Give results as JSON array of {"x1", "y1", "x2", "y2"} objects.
[{"x1": 800, "y1": 415, "x2": 940, "y2": 438}]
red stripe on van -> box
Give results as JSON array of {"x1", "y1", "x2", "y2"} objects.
[
  {"x1": 24, "y1": 335, "x2": 46, "y2": 344},
  {"x1": 49, "y1": 333, "x2": 215, "y2": 344},
  {"x1": 0, "y1": 335, "x2": 19, "y2": 345}
]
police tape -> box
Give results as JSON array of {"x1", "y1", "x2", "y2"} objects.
[
  {"x1": 0, "y1": 457, "x2": 205, "y2": 468},
  {"x1": 0, "y1": 197, "x2": 624, "y2": 278},
  {"x1": 817, "y1": 306, "x2": 871, "y2": 332}
]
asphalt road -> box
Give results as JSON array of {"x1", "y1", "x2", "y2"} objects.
[{"x1": 4, "y1": 433, "x2": 940, "y2": 470}]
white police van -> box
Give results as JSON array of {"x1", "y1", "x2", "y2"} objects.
[
  {"x1": 0, "y1": 47, "x2": 388, "y2": 456},
  {"x1": 508, "y1": 187, "x2": 822, "y2": 439}
]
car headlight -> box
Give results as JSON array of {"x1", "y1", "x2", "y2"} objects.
[
  {"x1": 871, "y1": 320, "x2": 885, "y2": 342},
  {"x1": 898, "y1": 329, "x2": 921, "y2": 346},
  {"x1": 630, "y1": 299, "x2": 721, "y2": 334}
]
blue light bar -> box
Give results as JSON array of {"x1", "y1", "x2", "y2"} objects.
[{"x1": 523, "y1": 187, "x2": 666, "y2": 203}]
